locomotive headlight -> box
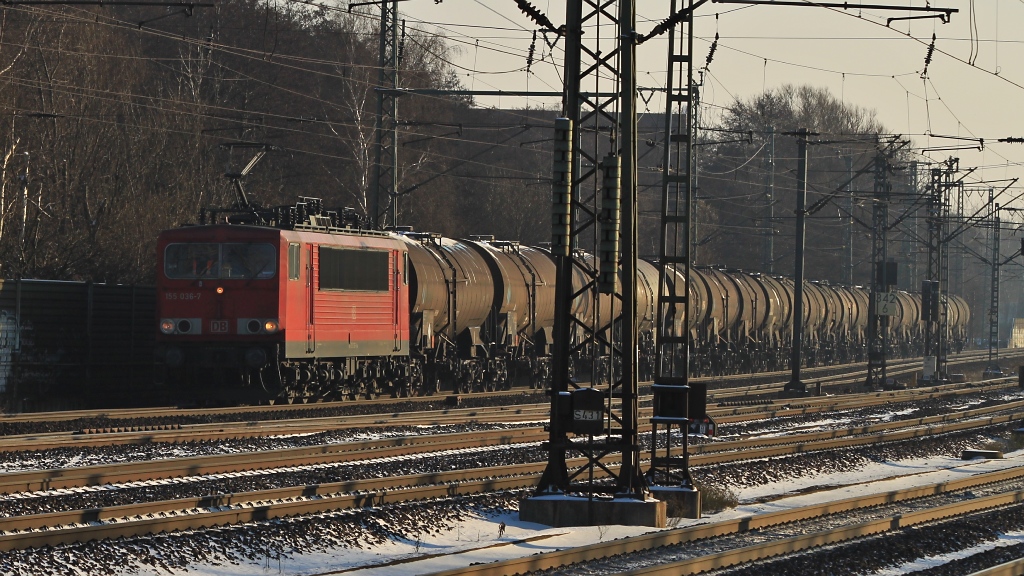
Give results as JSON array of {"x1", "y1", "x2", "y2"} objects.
[
  {"x1": 159, "y1": 319, "x2": 175, "y2": 334},
  {"x1": 164, "y1": 347, "x2": 184, "y2": 368},
  {"x1": 244, "y1": 347, "x2": 268, "y2": 369},
  {"x1": 216, "y1": 286, "x2": 225, "y2": 295},
  {"x1": 177, "y1": 319, "x2": 193, "y2": 334},
  {"x1": 264, "y1": 319, "x2": 279, "y2": 334}
]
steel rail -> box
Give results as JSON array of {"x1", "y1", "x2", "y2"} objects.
[
  {"x1": 0, "y1": 373, "x2": 1015, "y2": 453},
  {"x1": 5, "y1": 401, "x2": 1022, "y2": 495},
  {"x1": 2, "y1": 401, "x2": 1019, "y2": 503},
  {"x1": 610, "y1": 490, "x2": 1024, "y2": 576},
  {"x1": 707, "y1": 359, "x2": 1015, "y2": 401},
  {"x1": 0, "y1": 462, "x2": 552, "y2": 537},
  {"x1": 693, "y1": 400, "x2": 1024, "y2": 455},
  {"x1": 689, "y1": 411, "x2": 1024, "y2": 467},
  {"x1": 710, "y1": 379, "x2": 1020, "y2": 422},
  {"x1": 0, "y1": 427, "x2": 549, "y2": 493},
  {"x1": 3, "y1": 444, "x2": 1024, "y2": 554},
  {"x1": 0, "y1": 405, "x2": 553, "y2": 452},
  {"x1": 0, "y1": 349, "x2": 1004, "y2": 427},
  {"x1": 422, "y1": 466, "x2": 1024, "y2": 576},
  {"x1": 0, "y1": 389, "x2": 550, "y2": 424},
  {"x1": 0, "y1": 473, "x2": 540, "y2": 552},
  {"x1": 967, "y1": 558, "x2": 1024, "y2": 576}
]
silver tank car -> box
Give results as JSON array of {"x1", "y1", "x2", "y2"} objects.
[{"x1": 394, "y1": 231, "x2": 971, "y2": 390}]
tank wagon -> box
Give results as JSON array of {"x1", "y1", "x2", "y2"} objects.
[{"x1": 155, "y1": 198, "x2": 970, "y2": 402}]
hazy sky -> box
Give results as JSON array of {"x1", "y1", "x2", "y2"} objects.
[{"x1": 379, "y1": 1, "x2": 1024, "y2": 212}]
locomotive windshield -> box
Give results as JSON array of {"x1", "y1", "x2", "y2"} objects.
[{"x1": 164, "y1": 243, "x2": 277, "y2": 279}]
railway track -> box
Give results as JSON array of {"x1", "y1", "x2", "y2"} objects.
[
  {"x1": 0, "y1": 353, "x2": 1016, "y2": 452},
  {"x1": 1, "y1": 348, "x2": 1010, "y2": 435},
  {"x1": 0, "y1": 374, "x2": 1014, "y2": 454},
  {"x1": 0, "y1": 361, "x2": 1020, "y2": 574},
  {"x1": 0, "y1": 392, "x2": 1020, "y2": 552},
  {"x1": 3, "y1": 395, "x2": 1019, "y2": 493},
  {"x1": 419, "y1": 465, "x2": 1024, "y2": 576}
]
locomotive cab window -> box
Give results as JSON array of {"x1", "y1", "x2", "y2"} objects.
[
  {"x1": 164, "y1": 243, "x2": 277, "y2": 280},
  {"x1": 288, "y1": 243, "x2": 300, "y2": 280},
  {"x1": 319, "y1": 248, "x2": 389, "y2": 291}
]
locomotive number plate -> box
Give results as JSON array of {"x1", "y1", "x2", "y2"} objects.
[
  {"x1": 165, "y1": 292, "x2": 201, "y2": 301},
  {"x1": 210, "y1": 320, "x2": 229, "y2": 333}
]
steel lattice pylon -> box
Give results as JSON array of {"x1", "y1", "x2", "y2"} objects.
[
  {"x1": 648, "y1": 0, "x2": 698, "y2": 491},
  {"x1": 371, "y1": 0, "x2": 399, "y2": 228},
  {"x1": 988, "y1": 190, "x2": 1000, "y2": 368},
  {"x1": 923, "y1": 162, "x2": 954, "y2": 381},
  {"x1": 866, "y1": 148, "x2": 890, "y2": 390},
  {"x1": 535, "y1": 0, "x2": 646, "y2": 500}
]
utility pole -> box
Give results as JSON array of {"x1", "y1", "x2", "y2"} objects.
[
  {"x1": 762, "y1": 127, "x2": 775, "y2": 273},
  {"x1": 371, "y1": 0, "x2": 399, "y2": 229},
  {"x1": 783, "y1": 128, "x2": 815, "y2": 395},
  {"x1": 905, "y1": 162, "x2": 919, "y2": 292},
  {"x1": 844, "y1": 153, "x2": 854, "y2": 286},
  {"x1": 866, "y1": 146, "x2": 892, "y2": 390},
  {"x1": 987, "y1": 190, "x2": 1001, "y2": 372},
  {"x1": 690, "y1": 85, "x2": 701, "y2": 265},
  {"x1": 648, "y1": 0, "x2": 704, "y2": 519},
  {"x1": 954, "y1": 182, "x2": 965, "y2": 297},
  {"x1": 922, "y1": 160, "x2": 955, "y2": 382},
  {"x1": 522, "y1": 0, "x2": 660, "y2": 528},
  {"x1": 938, "y1": 160, "x2": 955, "y2": 380},
  {"x1": 525, "y1": 0, "x2": 958, "y2": 528}
]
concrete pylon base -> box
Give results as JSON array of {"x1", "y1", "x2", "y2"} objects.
[
  {"x1": 649, "y1": 486, "x2": 701, "y2": 519},
  {"x1": 779, "y1": 388, "x2": 810, "y2": 399},
  {"x1": 519, "y1": 495, "x2": 666, "y2": 528}
]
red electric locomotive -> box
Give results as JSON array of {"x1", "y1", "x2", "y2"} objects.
[
  {"x1": 156, "y1": 202, "x2": 412, "y2": 402},
  {"x1": 155, "y1": 197, "x2": 556, "y2": 402}
]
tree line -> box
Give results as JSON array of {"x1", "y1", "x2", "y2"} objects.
[
  {"x1": 0, "y1": 4, "x2": 1012, "y2": 339},
  {"x1": 0, "y1": 0, "x2": 470, "y2": 282}
]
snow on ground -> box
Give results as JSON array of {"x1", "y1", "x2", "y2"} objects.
[
  {"x1": 868, "y1": 531, "x2": 1024, "y2": 575},
  {"x1": 135, "y1": 449, "x2": 1024, "y2": 576}
]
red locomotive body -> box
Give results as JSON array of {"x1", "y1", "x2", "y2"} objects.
[{"x1": 156, "y1": 221, "x2": 410, "y2": 400}]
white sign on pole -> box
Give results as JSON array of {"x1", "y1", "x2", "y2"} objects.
[
  {"x1": 874, "y1": 291, "x2": 899, "y2": 316},
  {"x1": 923, "y1": 356, "x2": 937, "y2": 381}
]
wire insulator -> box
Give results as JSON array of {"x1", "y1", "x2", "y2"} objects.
[
  {"x1": 921, "y1": 33, "x2": 936, "y2": 78},
  {"x1": 526, "y1": 30, "x2": 537, "y2": 74},
  {"x1": 705, "y1": 32, "x2": 718, "y2": 70},
  {"x1": 398, "y1": 19, "x2": 406, "y2": 64},
  {"x1": 639, "y1": 4, "x2": 695, "y2": 45},
  {"x1": 515, "y1": 0, "x2": 561, "y2": 34}
]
